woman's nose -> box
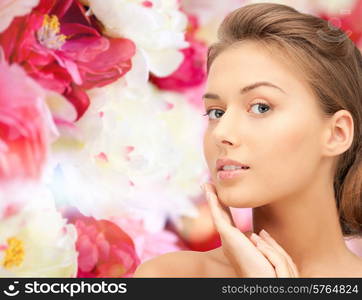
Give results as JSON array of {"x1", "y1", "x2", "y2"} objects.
[{"x1": 212, "y1": 111, "x2": 242, "y2": 148}]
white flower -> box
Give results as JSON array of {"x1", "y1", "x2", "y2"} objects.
[
  {"x1": 181, "y1": 0, "x2": 244, "y2": 26},
  {"x1": 87, "y1": 0, "x2": 189, "y2": 79},
  {"x1": 310, "y1": 0, "x2": 356, "y2": 15},
  {"x1": 0, "y1": 0, "x2": 39, "y2": 33},
  {"x1": 49, "y1": 79, "x2": 207, "y2": 232},
  {"x1": 0, "y1": 182, "x2": 78, "y2": 277},
  {"x1": 44, "y1": 90, "x2": 78, "y2": 125}
]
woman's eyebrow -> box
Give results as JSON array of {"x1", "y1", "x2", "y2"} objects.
[{"x1": 202, "y1": 81, "x2": 286, "y2": 101}]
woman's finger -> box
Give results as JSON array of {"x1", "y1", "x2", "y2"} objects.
[
  {"x1": 259, "y1": 230, "x2": 299, "y2": 277},
  {"x1": 202, "y1": 183, "x2": 236, "y2": 230},
  {"x1": 252, "y1": 235, "x2": 292, "y2": 277},
  {"x1": 202, "y1": 183, "x2": 277, "y2": 277},
  {"x1": 250, "y1": 232, "x2": 296, "y2": 277},
  {"x1": 202, "y1": 181, "x2": 298, "y2": 278}
]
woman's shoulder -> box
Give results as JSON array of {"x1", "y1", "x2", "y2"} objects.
[
  {"x1": 133, "y1": 247, "x2": 237, "y2": 278},
  {"x1": 132, "y1": 249, "x2": 206, "y2": 277}
]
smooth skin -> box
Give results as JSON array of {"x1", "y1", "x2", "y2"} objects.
[{"x1": 133, "y1": 40, "x2": 362, "y2": 277}]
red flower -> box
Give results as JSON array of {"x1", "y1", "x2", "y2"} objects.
[
  {"x1": 0, "y1": 60, "x2": 56, "y2": 181},
  {"x1": 149, "y1": 13, "x2": 207, "y2": 92},
  {"x1": 73, "y1": 215, "x2": 140, "y2": 278},
  {"x1": 0, "y1": 0, "x2": 136, "y2": 120}
]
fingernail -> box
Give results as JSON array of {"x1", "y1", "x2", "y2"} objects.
[
  {"x1": 260, "y1": 229, "x2": 270, "y2": 237},
  {"x1": 251, "y1": 233, "x2": 261, "y2": 240}
]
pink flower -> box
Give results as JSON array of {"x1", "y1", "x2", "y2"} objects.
[
  {"x1": 163, "y1": 199, "x2": 221, "y2": 252},
  {"x1": 114, "y1": 217, "x2": 189, "y2": 263},
  {"x1": 0, "y1": 58, "x2": 56, "y2": 181},
  {"x1": 0, "y1": 0, "x2": 136, "y2": 120},
  {"x1": 73, "y1": 215, "x2": 140, "y2": 278},
  {"x1": 149, "y1": 13, "x2": 207, "y2": 92}
]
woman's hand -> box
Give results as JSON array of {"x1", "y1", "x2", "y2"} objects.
[{"x1": 201, "y1": 182, "x2": 299, "y2": 278}]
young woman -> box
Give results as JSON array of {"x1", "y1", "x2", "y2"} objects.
[{"x1": 134, "y1": 2, "x2": 362, "y2": 277}]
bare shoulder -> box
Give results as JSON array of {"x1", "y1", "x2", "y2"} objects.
[
  {"x1": 133, "y1": 247, "x2": 237, "y2": 278},
  {"x1": 132, "y1": 250, "x2": 206, "y2": 277}
]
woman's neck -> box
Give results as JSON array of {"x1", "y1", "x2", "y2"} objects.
[{"x1": 251, "y1": 180, "x2": 355, "y2": 277}]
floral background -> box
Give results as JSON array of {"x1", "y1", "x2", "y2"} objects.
[{"x1": 0, "y1": 0, "x2": 361, "y2": 277}]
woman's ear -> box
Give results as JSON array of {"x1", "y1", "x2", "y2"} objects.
[{"x1": 321, "y1": 109, "x2": 354, "y2": 157}]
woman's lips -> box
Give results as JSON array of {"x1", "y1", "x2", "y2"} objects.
[{"x1": 217, "y1": 168, "x2": 250, "y2": 180}]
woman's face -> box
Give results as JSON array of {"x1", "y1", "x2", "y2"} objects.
[{"x1": 203, "y1": 40, "x2": 327, "y2": 208}]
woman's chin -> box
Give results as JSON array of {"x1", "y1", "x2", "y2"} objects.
[
  {"x1": 217, "y1": 191, "x2": 269, "y2": 209},
  {"x1": 218, "y1": 195, "x2": 254, "y2": 208}
]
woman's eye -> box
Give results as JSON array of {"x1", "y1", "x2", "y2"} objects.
[
  {"x1": 250, "y1": 102, "x2": 271, "y2": 114},
  {"x1": 202, "y1": 109, "x2": 224, "y2": 120},
  {"x1": 202, "y1": 102, "x2": 271, "y2": 120}
]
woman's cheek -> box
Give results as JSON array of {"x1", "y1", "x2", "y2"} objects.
[{"x1": 203, "y1": 134, "x2": 217, "y2": 174}]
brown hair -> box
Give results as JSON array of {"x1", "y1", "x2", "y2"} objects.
[{"x1": 207, "y1": 3, "x2": 362, "y2": 237}]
